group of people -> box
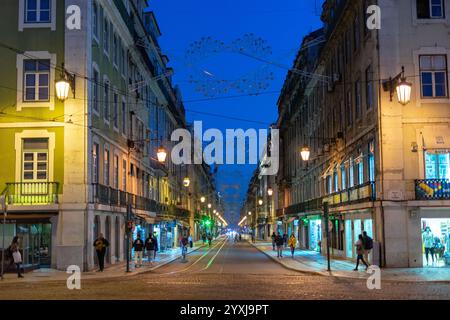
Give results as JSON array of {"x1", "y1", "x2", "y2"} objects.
[
  {"x1": 93, "y1": 232, "x2": 159, "y2": 272},
  {"x1": 201, "y1": 233, "x2": 213, "y2": 247},
  {"x1": 271, "y1": 232, "x2": 298, "y2": 258}
]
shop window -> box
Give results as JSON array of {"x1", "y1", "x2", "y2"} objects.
[
  {"x1": 425, "y1": 151, "x2": 450, "y2": 179},
  {"x1": 417, "y1": 0, "x2": 445, "y2": 19},
  {"x1": 22, "y1": 138, "x2": 49, "y2": 181},
  {"x1": 341, "y1": 165, "x2": 347, "y2": 190},
  {"x1": 420, "y1": 55, "x2": 448, "y2": 98},
  {"x1": 349, "y1": 158, "x2": 355, "y2": 188},
  {"x1": 369, "y1": 141, "x2": 375, "y2": 182}
]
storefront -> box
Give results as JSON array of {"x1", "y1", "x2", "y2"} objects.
[
  {"x1": 154, "y1": 220, "x2": 175, "y2": 252},
  {"x1": 308, "y1": 216, "x2": 322, "y2": 252},
  {"x1": 0, "y1": 213, "x2": 55, "y2": 270},
  {"x1": 343, "y1": 210, "x2": 374, "y2": 260},
  {"x1": 421, "y1": 218, "x2": 450, "y2": 267}
]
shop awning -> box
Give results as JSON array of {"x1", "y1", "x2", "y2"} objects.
[{"x1": 420, "y1": 126, "x2": 450, "y2": 150}]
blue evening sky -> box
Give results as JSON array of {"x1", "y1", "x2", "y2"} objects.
[{"x1": 150, "y1": 0, "x2": 323, "y2": 225}]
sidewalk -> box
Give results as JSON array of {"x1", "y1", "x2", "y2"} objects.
[
  {"x1": 251, "y1": 241, "x2": 450, "y2": 283},
  {"x1": 0, "y1": 241, "x2": 205, "y2": 284}
]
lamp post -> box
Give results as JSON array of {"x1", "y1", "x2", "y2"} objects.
[
  {"x1": 383, "y1": 66, "x2": 412, "y2": 105},
  {"x1": 323, "y1": 201, "x2": 331, "y2": 272},
  {"x1": 55, "y1": 63, "x2": 75, "y2": 102}
]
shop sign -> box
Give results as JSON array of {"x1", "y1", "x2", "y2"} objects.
[{"x1": 333, "y1": 193, "x2": 341, "y2": 205}]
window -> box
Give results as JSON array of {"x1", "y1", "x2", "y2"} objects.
[
  {"x1": 104, "y1": 79, "x2": 110, "y2": 122},
  {"x1": 25, "y1": 0, "x2": 51, "y2": 23},
  {"x1": 22, "y1": 138, "x2": 49, "y2": 181},
  {"x1": 103, "y1": 18, "x2": 109, "y2": 55},
  {"x1": 420, "y1": 55, "x2": 448, "y2": 98},
  {"x1": 349, "y1": 158, "x2": 355, "y2": 188},
  {"x1": 121, "y1": 100, "x2": 127, "y2": 135},
  {"x1": 104, "y1": 148, "x2": 110, "y2": 186},
  {"x1": 353, "y1": 16, "x2": 360, "y2": 52},
  {"x1": 417, "y1": 0, "x2": 445, "y2": 19},
  {"x1": 334, "y1": 170, "x2": 339, "y2": 192},
  {"x1": 113, "y1": 92, "x2": 118, "y2": 129},
  {"x1": 341, "y1": 165, "x2": 347, "y2": 190},
  {"x1": 425, "y1": 151, "x2": 450, "y2": 179},
  {"x1": 122, "y1": 159, "x2": 127, "y2": 191},
  {"x1": 358, "y1": 157, "x2": 364, "y2": 185},
  {"x1": 113, "y1": 34, "x2": 118, "y2": 67},
  {"x1": 355, "y1": 79, "x2": 362, "y2": 119},
  {"x1": 346, "y1": 90, "x2": 353, "y2": 127},
  {"x1": 92, "y1": 68, "x2": 99, "y2": 113},
  {"x1": 365, "y1": 65, "x2": 374, "y2": 109},
  {"x1": 92, "y1": 143, "x2": 99, "y2": 183},
  {"x1": 369, "y1": 141, "x2": 375, "y2": 182},
  {"x1": 113, "y1": 155, "x2": 119, "y2": 189},
  {"x1": 93, "y1": 1, "x2": 99, "y2": 40},
  {"x1": 23, "y1": 60, "x2": 50, "y2": 102}
]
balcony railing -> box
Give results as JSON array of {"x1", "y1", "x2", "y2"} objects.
[
  {"x1": 92, "y1": 184, "x2": 166, "y2": 213},
  {"x1": 5, "y1": 182, "x2": 59, "y2": 205},
  {"x1": 416, "y1": 179, "x2": 450, "y2": 200}
]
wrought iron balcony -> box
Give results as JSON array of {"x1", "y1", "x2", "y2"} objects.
[
  {"x1": 5, "y1": 182, "x2": 59, "y2": 205},
  {"x1": 415, "y1": 179, "x2": 450, "y2": 200}
]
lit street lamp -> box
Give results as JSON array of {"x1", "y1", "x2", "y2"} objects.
[
  {"x1": 157, "y1": 145, "x2": 167, "y2": 163},
  {"x1": 267, "y1": 188, "x2": 273, "y2": 197},
  {"x1": 201, "y1": 196, "x2": 206, "y2": 203},
  {"x1": 300, "y1": 146, "x2": 311, "y2": 162},
  {"x1": 55, "y1": 63, "x2": 75, "y2": 102},
  {"x1": 183, "y1": 177, "x2": 190, "y2": 187},
  {"x1": 383, "y1": 66, "x2": 412, "y2": 105}
]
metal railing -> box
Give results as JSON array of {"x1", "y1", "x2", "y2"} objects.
[
  {"x1": 415, "y1": 179, "x2": 450, "y2": 200},
  {"x1": 5, "y1": 182, "x2": 59, "y2": 205}
]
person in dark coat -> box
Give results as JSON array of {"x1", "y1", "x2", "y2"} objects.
[
  {"x1": 282, "y1": 233, "x2": 288, "y2": 248},
  {"x1": 152, "y1": 233, "x2": 158, "y2": 259},
  {"x1": 144, "y1": 233, "x2": 155, "y2": 264},
  {"x1": 275, "y1": 233, "x2": 284, "y2": 258},
  {"x1": 93, "y1": 233, "x2": 109, "y2": 272},
  {"x1": 132, "y1": 233, "x2": 144, "y2": 268}
]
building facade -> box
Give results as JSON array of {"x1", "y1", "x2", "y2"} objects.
[
  {"x1": 259, "y1": 0, "x2": 450, "y2": 268},
  {"x1": 0, "y1": 0, "x2": 218, "y2": 271}
]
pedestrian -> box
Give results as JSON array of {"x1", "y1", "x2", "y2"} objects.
[
  {"x1": 144, "y1": 233, "x2": 155, "y2": 264},
  {"x1": 207, "y1": 234, "x2": 213, "y2": 247},
  {"x1": 271, "y1": 232, "x2": 276, "y2": 251},
  {"x1": 153, "y1": 232, "x2": 158, "y2": 260},
  {"x1": 275, "y1": 233, "x2": 284, "y2": 258},
  {"x1": 93, "y1": 233, "x2": 109, "y2": 272},
  {"x1": 188, "y1": 234, "x2": 193, "y2": 248},
  {"x1": 239, "y1": 233, "x2": 242, "y2": 241},
  {"x1": 354, "y1": 234, "x2": 369, "y2": 271},
  {"x1": 422, "y1": 227, "x2": 434, "y2": 266},
  {"x1": 362, "y1": 231, "x2": 373, "y2": 265},
  {"x1": 10, "y1": 236, "x2": 24, "y2": 278},
  {"x1": 202, "y1": 233, "x2": 206, "y2": 245},
  {"x1": 283, "y1": 233, "x2": 288, "y2": 248},
  {"x1": 288, "y1": 234, "x2": 297, "y2": 258},
  {"x1": 133, "y1": 233, "x2": 144, "y2": 268}
]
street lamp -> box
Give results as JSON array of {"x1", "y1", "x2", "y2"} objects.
[
  {"x1": 258, "y1": 199, "x2": 263, "y2": 206},
  {"x1": 300, "y1": 146, "x2": 311, "y2": 161},
  {"x1": 55, "y1": 63, "x2": 75, "y2": 102},
  {"x1": 183, "y1": 177, "x2": 190, "y2": 187},
  {"x1": 157, "y1": 145, "x2": 167, "y2": 163},
  {"x1": 200, "y1": 196, "x2": 206, "y2": 203},
  {"x1": 383, "y1": 66, "x2": 412, "y2": 105},
  {"x1": 267, "y1": 188, "x2": 273, "y2": 197},
  {"x1": 248, "y1": 211, "x2": 252, "y2": 216},
  {"x1": 208, "y1": 203, "x2": 212, "y2": 209}
]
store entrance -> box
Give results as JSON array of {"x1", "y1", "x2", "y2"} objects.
[
  {"x1": 421, "y1": 218, "x2": 450, "y2": 267},
  {"x1": 16, "y1": 223, "x2": 52, "y2": 268}
]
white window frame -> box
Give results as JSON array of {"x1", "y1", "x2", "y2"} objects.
[
  {"x1": 23, "y1": 59, "x2": 50, "y2": 103},
  {"x1": 113, "y1": 153, "x2": 119, "y2": 189},
  {"x1": 18, "y1": 0, "x2": 56, "y2": 31},
  {"x1": 413, "y1": 47, "x2": 450, "y2": 106},
  {"x1": 92, "y1": 1, "x2": 100, "y2": 43},
  {"x1": 122, "y1": 157, "x2": 127, "y2": 191},
  {"x1": 413, "y1": 0, "x2": 450, "y2": 25},
  {"x1": 103, "y1": 17, "x2": 110, "y2": 58},
  {"x1": 15, "y1": 130, "x2": 55, "y2": 183},
  {"x1": 103, "y1": 145, "x2": 110, "y2": 186},
  {"x1": 121, "y1": 96, "x2": 127, "y2": 138},
  {"x1": 92, "y1": 62, "x2": 100, "y2": 116},
  {"x1": 419, "y1": 54, "x2": 448, "y2": 98},
  {"x1": 16, "y1": 51, "x2": 56, "y2": 111},
  {"x1": 22, "y1": 140, "x2": 49, "y2": 182},
  {"x1": 92, "y1": 142, "x2": 99, "y2": 184},
  {"x1": 113, "y1": 89, "x2": 119, "y2": 131}
]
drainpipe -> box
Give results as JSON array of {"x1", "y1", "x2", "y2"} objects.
[{"x1": 375, "y1": 9, "x2": 387, "y2": 268}]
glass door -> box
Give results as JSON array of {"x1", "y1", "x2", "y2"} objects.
[{"x1": 345, "y1": 220, "x2": 353, "y2": 258}]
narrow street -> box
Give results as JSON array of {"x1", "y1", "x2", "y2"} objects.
[{"x1": 1, "y1": 238, "x2": 450, "y2": 300}]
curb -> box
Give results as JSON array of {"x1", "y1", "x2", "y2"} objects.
[{"x1": 248, "y1": 241, "x2": 450, "y2": 284}]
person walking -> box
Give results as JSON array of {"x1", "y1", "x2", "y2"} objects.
[
  {"x1": 144, "y1": 233, "x2": 155, "y2": 264},
  {"x1": 283, "y1": 233, "x2": 288, "y2": 248},
  {"x1": 275, "y1": 233, "x2": 284, "y2": 258},
  {"x1": 152, "y1": 232, "x2": 158, "y2": 260},
  {"x1": 422, "y1": 227, "x2": 435, "y2": 266},
  {"x1": 271, "y1": 232, "x2": 276, "y2": 251},
  {"x1": 132, "y1": 233, "x2": 144, "y2": 268},
  {"x1": 10, "y1": 236, "x2": 24, "y2": 278},
  {"x1": 188, "y1": 234, "x2": 193, "y2": 248},
  {"x1": 288, "y1": 234, "x2": 297, "y2": 258},
  {"x1": 93, "y1": 233, "x2": 109, "y2": 272},
  {"x1": 207, "y1": 234, "x2": 213, "y2": 247},
  {"x1": 180, "y1": 235, "x2": 189, "y2": 261},
  {"x1": 354, "y1": 234, "x2": 369, "y2": 271},
  {"x1": 362, "y1": 231, "x2": 373, "y2": 265}
]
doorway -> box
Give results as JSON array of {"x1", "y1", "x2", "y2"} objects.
[{"x1": 421, "y1": 218, "x2": 450, "y2": 267}]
